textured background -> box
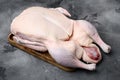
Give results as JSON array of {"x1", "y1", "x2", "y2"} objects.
[{"x1": 0, "y1": 0, "x2": 120, "y2": 80}]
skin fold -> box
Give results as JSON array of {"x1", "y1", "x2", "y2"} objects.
[{"x1": 11, "y1": 6, "x2": 111, "y2": 71}]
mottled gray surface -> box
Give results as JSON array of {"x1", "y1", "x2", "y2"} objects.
[{"x1": 0, "y1": 0, "x2": 120, "y2": 80}]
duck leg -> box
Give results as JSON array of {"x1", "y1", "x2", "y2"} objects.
[
  {"x1": 76, "y1": 20, "x2": 111, "y2": 53},
  {"x1": 45, "y1": 40, "x2": 96, "y2": 70}
]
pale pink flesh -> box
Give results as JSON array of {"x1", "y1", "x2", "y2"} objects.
[
  {"x1": 74, "y1": 20, "x2": 111, "y2": 53},
  {"x1": 83, "y1": 46, "x2": 100, "y2": 60},
  {"x1": 11, "y1": 7, "x2": 111, "y2": 70}
]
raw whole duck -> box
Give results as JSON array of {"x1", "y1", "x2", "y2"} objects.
[{"x1": 11, "y1": 7, "x2": 111, "y2": 71}]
